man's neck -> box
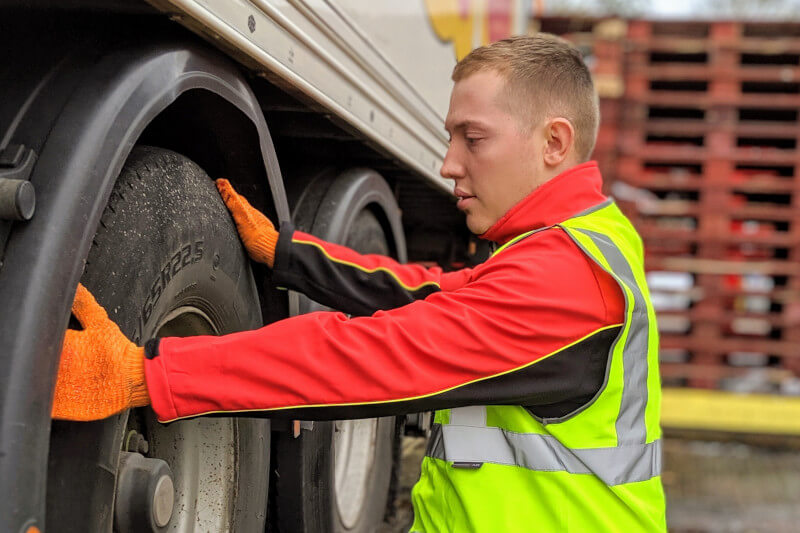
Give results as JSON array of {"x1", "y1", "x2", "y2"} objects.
[
  {"x1": 479, "y1": 161, "x2": 606, "y2": 244},
  {"x1": 538, "y1": 157, "x2": 581, "y2": 188}
]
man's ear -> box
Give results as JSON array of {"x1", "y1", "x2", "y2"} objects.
[{"x1": 542, "y1": 118, "x2": 575, "y2": 167}]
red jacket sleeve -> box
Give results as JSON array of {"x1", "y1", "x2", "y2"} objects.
[
  {"x1": 271, "y1": 223, "x2": 472, "y2": 316},
  {"x1": 145, "y1": 228, "x2": 624, "y2": 423}
]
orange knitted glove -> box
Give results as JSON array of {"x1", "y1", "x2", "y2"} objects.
[
  {"x1": 52, "y1": 284, "x2": 149, "y2": 421},
  {"x1": 216, "y1": 179, "x2": 279, "y2": 267}
]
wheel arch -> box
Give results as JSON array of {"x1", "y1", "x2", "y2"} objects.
[
  {"x1": 0, "y1": 35, "x2": 286, "y2": 532},
  {"x1": 137, "y1": 88, "x2": 285, "y2": 220}
]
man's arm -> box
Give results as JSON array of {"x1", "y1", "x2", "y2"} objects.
[
  {"x1": 217, "y1": 179, "x2": 472, "y2": 316},
  {"x1": 144, "y1": 229, "x2": 623, "y2": 423},
  {"x1": 272, "y1": 223, "x2": 472, "y2": 316}
]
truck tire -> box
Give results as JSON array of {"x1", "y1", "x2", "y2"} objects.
[
  {"x1": 333, "y1": 209, "x2": 397, "y2": 533},
  {"x1": 46, "y1": 146, "x2": 270, "y2": 532},
  {"x1": 270, "y1": 170, "x2": 402, "y2": 533}
]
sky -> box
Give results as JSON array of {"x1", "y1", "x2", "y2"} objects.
[
  {"x1": 549, "y1": 0, "x2": 800, "y2": 19},
  {"x1": 649, "y1": 0, "x2": 694, "y2": 17}
]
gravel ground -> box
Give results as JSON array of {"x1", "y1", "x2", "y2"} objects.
[
  {"x1": 379, "y1": 437, "x2": 426, "y2": 533},
  {"x1": 663, "y1": 438, "x2": 800, "y2": 532},
  {"x1": 381, "y1": 436, "x2": 800, "y2": 532}
]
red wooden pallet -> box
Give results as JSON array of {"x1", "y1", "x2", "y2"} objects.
[{"x1": 548, "y1": 16, "x2": 800, "y2": 390}]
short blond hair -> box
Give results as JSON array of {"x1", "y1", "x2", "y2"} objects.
[{"x1": 452, "y1": 34, "x2": 599, "y2": 162}]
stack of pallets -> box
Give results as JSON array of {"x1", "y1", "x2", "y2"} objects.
[{"x1": 612, "y1": 20, "x2": 800, "y2": 392}]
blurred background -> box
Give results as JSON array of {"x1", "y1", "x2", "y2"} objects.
[{"x1": 387, "y1": 2, "x2": 800, "y2": 532}]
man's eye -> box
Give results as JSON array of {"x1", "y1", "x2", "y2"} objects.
[{"x1": 466, "y1": 137, "x2": 482, "y2": 145}]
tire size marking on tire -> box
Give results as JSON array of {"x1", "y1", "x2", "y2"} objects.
[{"x1": 139, "y1": 240, "x2": 204, "y2": 329}]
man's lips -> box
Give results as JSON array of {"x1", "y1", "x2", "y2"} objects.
[{"x1": 454, "y1": 188, "x2": 476, "y2": 210}]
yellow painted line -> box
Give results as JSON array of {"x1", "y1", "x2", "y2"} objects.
[{"x1": 661, "y1": 387, "x2": 800, "y2": 435}]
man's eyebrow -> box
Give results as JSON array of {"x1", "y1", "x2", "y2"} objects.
[{"x1": 444, "y1": 120, "x2": 488, "y2": 133}]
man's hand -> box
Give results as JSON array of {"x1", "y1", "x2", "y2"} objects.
[
  {"x1": 216, "y1": 179, "x2": 279, "y2": 267},
  {"x1": 52, "y1": 284, "x2": 149, "y2": 421}
]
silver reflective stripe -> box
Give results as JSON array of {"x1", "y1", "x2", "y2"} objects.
[
  {"x1": 449, "y1": 406, "x2": 486, "y2": 426},
  {"x1": 572, "y1": 228, "x2": 649, "y2": 445},
  {"x1": 430, "y1": 423, "x2": 662, "y2": 486},
  {"x1": 571, "y1": 197, "x2": 613, "y2": 218}
]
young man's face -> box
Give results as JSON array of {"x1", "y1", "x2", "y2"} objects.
[{"x1": 442, "y1": 70, "x2": 545, "y2": 235}]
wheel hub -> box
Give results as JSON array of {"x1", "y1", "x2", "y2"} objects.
[{"x1": 114, "y1": 451, "x2": 175, "y2": 532}]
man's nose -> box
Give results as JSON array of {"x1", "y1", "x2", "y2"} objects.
[{"x1": 440, "y1": 145, "x2": 465, "y2": 180}]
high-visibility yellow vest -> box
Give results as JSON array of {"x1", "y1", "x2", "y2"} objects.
[{"x1": 410, "y1": 199, "x2": 666, "y2": 532}]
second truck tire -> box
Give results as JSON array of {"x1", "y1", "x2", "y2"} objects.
[{"x1": 270, "y1": 169, "x2": 405, "y2": 533}]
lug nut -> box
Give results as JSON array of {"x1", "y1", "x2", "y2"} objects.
[{"x1": 126, "y1": 431, "x2": 150, "y2": 454}]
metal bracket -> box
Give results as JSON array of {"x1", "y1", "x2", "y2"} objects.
[
  {"x1": 292, "y1": 420, "x2": 314, "y2": 438},
  {"x1": 0, "y1": 144, "x2": 37, "y2": 221}
]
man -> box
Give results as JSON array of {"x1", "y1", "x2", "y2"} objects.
[{"x1": 53, "y1": 34, "x2": 666, "y2": 531}]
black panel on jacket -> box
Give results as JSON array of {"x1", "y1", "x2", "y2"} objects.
[{"x1": 272, "y1": 222, "x2": 440, "y2": 316}]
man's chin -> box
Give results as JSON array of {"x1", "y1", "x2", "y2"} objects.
[{"x1": 465, "y1": 217, "x2": 491, "y2": 236}]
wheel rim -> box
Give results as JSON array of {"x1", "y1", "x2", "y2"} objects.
[
  {"x1": 132, "y1": 306, "x2": 239, "y2": 532},
  {"x1": 333, "y1": 418, "x2": 379, "y2": 528}
]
